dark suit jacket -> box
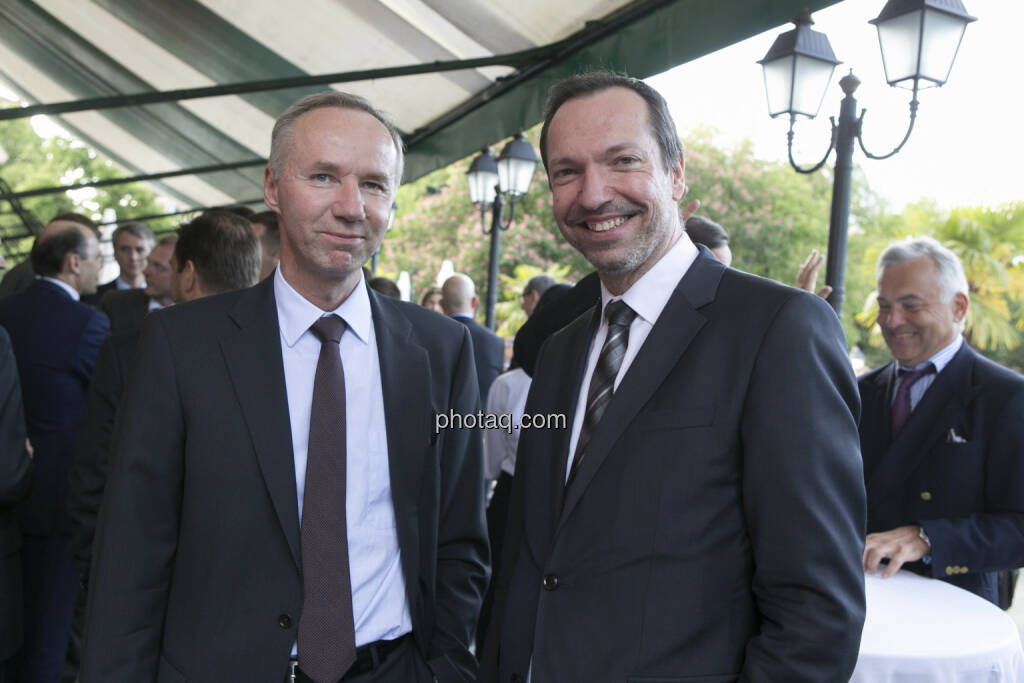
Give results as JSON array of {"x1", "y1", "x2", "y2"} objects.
[
  {"x1": 859, "y1": 343, "x2": 1024, "y2": 605},
  {"x1": 99, "y1": 289, "x2": 152, "y2": 335},
  {"x1": 483, "y1": 252, "x2": 867, "y2": 682},
  {"x1": 82, "y1": 277, "x2": 489, "y2": 683},
  {"x1": 452, "y1": 314, "x2": 504, "y2": 402},
  {"x1": 0, "y1": 326, "x2": 32, "y2": 660},
  {"x1": 0, "y1": 260, "x2": 36, "y2": 299},
  {"x1": 80, "y1": 278, "x2": 119, "y2": 307},
  {"x1": 0, "y1": 279, "x2": 109, "y2": 535},
  {"x1": 68, "y1": 331, "x2": 139, "y2": 580}
]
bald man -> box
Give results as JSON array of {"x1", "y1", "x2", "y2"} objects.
[{"x1": 442, "y1": 274, "x2": 505, "y2": 402}]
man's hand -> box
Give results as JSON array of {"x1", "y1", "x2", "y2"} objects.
[
  {"x1": 796, "y1": 249, "x2": 833, "y2": 299},
  {"x1": 863, "y1": 525, "x2": 929, "y2": 577}
]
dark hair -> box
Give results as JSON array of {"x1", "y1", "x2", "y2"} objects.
[
  {"x1": 112, "y1": 221, "x2": 155, "y2": 247},
  {"x1": 221, "y1": 205, "x2": 256, "y2": 219},
  {"x1": 250, "y1": 211, "x2": 281, "y2": 257},
  {"x1": 419, "y1": 285, "x2": 442, "y2": 307},
  {"x1": 49, "y1": 212, "x2": 99, "y2": 236},
  {"x1": 368, "y1": 276, "x2": 401, "y2": 299},
  {"x1": 540, "y1": 71, "x2": 684, "y2": 173},
  {"x1": 174, "y1": 211, "x2": 260, "y2": 294},
  {"x1": 31, "y1": 227, "x2": 92, "y2": 277},
  {"x1": 685, "y1": 216, "x2": 729, "y2": 250},
  {"x1": 524, "y1": 274, "x2": 556, "y2": 298}
]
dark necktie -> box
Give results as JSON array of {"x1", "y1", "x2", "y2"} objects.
[
  {"x1": 567, "y1": 300, "x2": 638, "y2": 487},
  {"x1": 298, "y1": 315, "x2": 356, "y2": 683},
  {"x1": 890, "y1": 364, "x2": 935, "y2": 439}
]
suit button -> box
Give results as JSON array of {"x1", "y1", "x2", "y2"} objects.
[
  {"x1": 542, "y1": 574, "x2": 559, "y2": 591},
  {"x1": 946, "y1": 566, "x2": 954, "y2": 576},
  {"x1": 278, "y1": 613, "x2": 293, "y2": 629},
  {"x1": 920, "y1": 491, "x2": 932, "y2": 501},
  {"x1": 511, "y1": 676, "x2": 523, "y2": 683}
]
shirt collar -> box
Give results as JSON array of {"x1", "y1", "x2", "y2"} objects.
[
  {"x1": 274, "y1": 268, "x2": 372, "y2": 349},
  {"x1": 599, "y1": 231, "x2": 699, "y2": 326},
  {"x1": 40, "y1": 276, "x2": 80, "y2": 301},
  {"x1": 900, "y1": 334, "x2": 963, "y2": 374}
]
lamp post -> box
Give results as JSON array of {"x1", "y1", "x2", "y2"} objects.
[
  {"x1": 759, "y1": 1, "x2": 975, "y2": 315},
  {"x1": 466, "y1": 132, "x2": 539, "y2": 329}
]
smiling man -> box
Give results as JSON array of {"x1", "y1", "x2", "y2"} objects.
[
  {"x1": 481, "y1": 72, "x2": 867, "y2": 683},
  {"x1": 81, "y1": 92, "x2": 488, "y2": 683},
  {"x1": 859, "y1": 237, "x2": 1024, "y2": 608}
]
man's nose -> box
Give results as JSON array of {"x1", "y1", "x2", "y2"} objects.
[
  {"x1": 576, "y1": 167, "x2": 613, "y2": 210},
  {"x1": 331, "y1": 177, "x2": 366, "y2": 221}
]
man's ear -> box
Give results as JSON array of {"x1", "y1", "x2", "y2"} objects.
[
  {"x1": 952, "y1": 291, "x2": 969, "y2": 323},
  {"x1": 470, "y1": 294, "x2": 479, "y2": 311},
  {"x1": 670, "y1": 154, "x2": 686, "y2": 202},
  {"x1": 182, "y1": 260, "x2": 199, "y2": 298},
  {"x1": 64, "y1": 251, "x2": 81, "y2": 277},
  {"x1": 264, "y1": 165, "x2": 280, "y2": 213}
]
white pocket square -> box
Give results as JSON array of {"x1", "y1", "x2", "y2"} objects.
[{"x1": 946, "y1": 428, "x2": 967, "y2": 444}]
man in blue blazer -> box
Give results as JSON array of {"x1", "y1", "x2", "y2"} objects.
[
  {"x1": 482, "y1": 73, "x2": 866, "y2": 683},
  {"x1": 0, "y1": 216, "x2": 109, "y2": 683},
  {"x1": 860, "y1": 237, "x2": 1024, "y2": 607}
]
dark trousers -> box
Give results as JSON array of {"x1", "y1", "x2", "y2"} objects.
[
  {"x1": 476, "y1": 472, "x2": 513, "y2": 656},
  {"x1": 292, "y1": 637, "x2": 434, "y2": 683},
  {"x1": 16, "y1": 534, "x2": 77, "y2": 683}
]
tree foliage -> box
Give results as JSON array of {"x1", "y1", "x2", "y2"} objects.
[{"x1": 0, "y1": 110, "x2": 173, "y2": 264}]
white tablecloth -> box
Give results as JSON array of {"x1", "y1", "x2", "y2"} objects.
[{"x1": 852, "y1": 570, "x2": 1024, "y2": 682}]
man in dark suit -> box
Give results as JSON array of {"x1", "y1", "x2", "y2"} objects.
[
  {"x1": 98, "y1": 235, "x2": 177, "y2": 335},
  {"x1": 441, "y1": 274, "x2": 505, "y2": 402},
  {"x1": 859, "y1": 236, "x2": 1024, "y2": 607},
  {"x1": 0, "y1": 325, "x2": 32, "y2": 683},
  {"x1": 65, "y1": 212, "x2": 260, "y2": 680},
  {"x1": 82, "y1": 91, "x2": 488, "y2": 683},
  {"x1": 481, "y1": 72, "x2": 866, "y2": 682},
  {"x1": 0, "y1": 218, "x2": 109, "y2": 683},
  {"x1": 0, "y1": 214, "x2": 96, "y2": 299},
  {"x1": 83, "y1": 222, "x2": 153, "y2": 306}
]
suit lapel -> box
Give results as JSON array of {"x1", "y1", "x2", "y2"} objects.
[
  {"x1": 220, "y1": 278, "x2": 302, "y2": 569},
  {"x1": 867, "y1": 345, "x2": 978, "y2": 505},
  {"x1": 860, "y1": 365, "x2": 895, "y2": 483},
  {"x1": 370, "y1": 292, "x2": 430, "y2": 597},
  {"x1": 558, "y1": 253, "x2": 723, "y2": 527}
]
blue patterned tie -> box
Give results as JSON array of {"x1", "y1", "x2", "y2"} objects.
[
  {"x1": 298, "y1": 315, "x2": 356, "y2": 683},
  {"x1": 567, "y1": 300, "x2": 638, "y2": 487}
]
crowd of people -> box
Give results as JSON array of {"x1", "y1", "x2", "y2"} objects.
[{"x1": 0, "y1": 71, "x2": 1020, "y2": 683}]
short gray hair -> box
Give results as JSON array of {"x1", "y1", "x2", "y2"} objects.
[
  {"x1": 877, "y1": 236, "x2": 968, "y2": 303},
  {"x1": 268, "y1": 90, "x2": 405, "y2": 181}
]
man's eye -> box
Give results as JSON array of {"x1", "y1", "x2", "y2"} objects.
[
  {"x1": 615, "y1": 156, "x2": 638, "y2": 165},
  {"x1": 313, "y1": 173, "x2": 331, "y2": 182},
  {"x1": 552, "y1": 168, "x2": 575, "y2": 179},
  {"x1": 363, "y1": 181, "x2": 387, "y2": 192}
]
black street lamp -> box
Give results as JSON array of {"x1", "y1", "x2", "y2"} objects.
[
  {"x1": 466, "y1": 132, "x2": 539, "y2": 329},
  {"x1": 759, "y1": 1, "x2": 975, "y2": 314}
]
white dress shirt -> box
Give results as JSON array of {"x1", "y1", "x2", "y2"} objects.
[
  {"x1": 483, "y1": 367, "x2": 531, "y2": 481},
  {"x1": 274, "y1": 268, "x2": 412, "y2": 650},
  {"x1": 893, "y1": 334, "x2": 964, "y2": 412},
  {"x1": 565, "y1": 233, "x2": 699, "y2": 481}
]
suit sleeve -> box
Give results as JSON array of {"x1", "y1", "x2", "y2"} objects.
[
  {"x1": 68, "y1": 336, "x2": 123, "y2": 579},
  {"x1": 739, "y1": 293, "x2": 867, "y2": 682},
  {"x1": 921, "y1": 379, "x2": 1024, "y2": 576},
  {"x1": 0, "y1": 327, "x2": 31, "y2": 504},
  {"x1": 426, "y1": 325, "x2": 490, "y2": 683},
  {"x1": 80, "y1": 314, "x2": 183, "y2": 682},
  {"x1": 74, "y1": 310, "x2": 110, "y2": 386}
]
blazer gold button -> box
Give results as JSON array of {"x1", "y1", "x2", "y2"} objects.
[
  {"x1": 278, "y1": 613, "x2": 292, "y2": 629},
  {"x1": 542, "y1": 574, "x2": 559, "y2": 591},
  {"x1": 920, "y1": 491, "x2": 932, "y2": 501},
  {"x1": 945, "y1": 566, "x2": 954, "y2": 575}
]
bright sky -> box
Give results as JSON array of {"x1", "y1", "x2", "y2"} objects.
[{"x1": 648, "y1": 0, "x2": 1020, "y2": 211}]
